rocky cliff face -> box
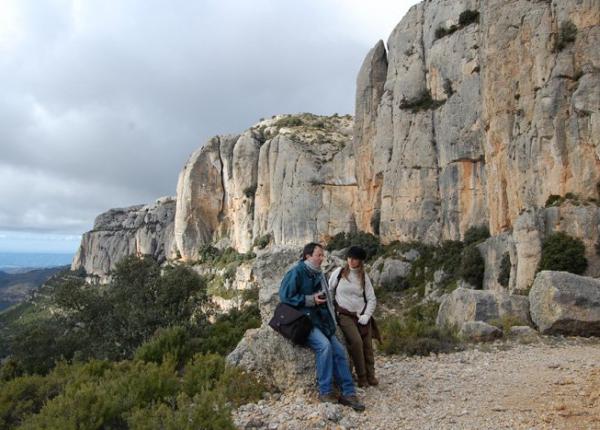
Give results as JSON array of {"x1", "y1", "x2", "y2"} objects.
[
  {"x1": 175, "y1": 114, "x2": 357, "y2": 260},
  {"x1": 73, "y1": 0, "x2": 600, "y2": 292},
  {"x1": 71, "y1": 197, "x2": 176, "y2": 279},
  {"x1": 354, "y1": 0, "x2": 600, "y2": 244}
]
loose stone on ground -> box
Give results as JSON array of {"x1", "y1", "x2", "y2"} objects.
[{"x1": 234, "y1": 338, "x2": 600, "y2": 429}]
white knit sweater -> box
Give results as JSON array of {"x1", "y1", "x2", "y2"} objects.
[{"x1": 328, "y1": 267, "x2": 376, "y2": 318}]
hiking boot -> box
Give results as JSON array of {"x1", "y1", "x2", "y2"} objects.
[
  {"x1": 357, "y1": 376, "x2": 369, "y2": 388},
  {"x1": 338, "y1": 395, "x2": 365, "y2": 412},
  {"x1": 318, "y1": 393, "x2": 338, "y2": 404},
  {"x1": 367, "y1": 375, "x2": 379, "y2": 386}
]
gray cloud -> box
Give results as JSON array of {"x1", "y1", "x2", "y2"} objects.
[{"x1": 0, "y1": 0, "x2": 416, "y2": 246}]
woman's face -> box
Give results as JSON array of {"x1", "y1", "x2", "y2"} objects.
[{"x1": 347, "y1": 257, "x2": 362, "y2": 269}]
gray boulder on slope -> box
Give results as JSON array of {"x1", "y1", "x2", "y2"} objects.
[{"x1": 529, "y1": 271, "x2": 600, "y2": 336}]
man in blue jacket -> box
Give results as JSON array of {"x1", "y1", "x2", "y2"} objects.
[{"x1": 279, "y1": 242, "x2": 365, "y2": 411}]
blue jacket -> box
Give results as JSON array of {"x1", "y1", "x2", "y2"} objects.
[{"x1": 279, "y1": 261, "x2": 337, "y2": 338}]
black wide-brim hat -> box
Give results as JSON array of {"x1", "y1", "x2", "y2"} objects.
[{"x1": 346, "y1": 246, "x2": 367, "y2": 261}]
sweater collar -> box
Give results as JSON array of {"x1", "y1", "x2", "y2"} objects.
[{"x1": 303, "y1": 260, "x2": 322, "y2": 274}]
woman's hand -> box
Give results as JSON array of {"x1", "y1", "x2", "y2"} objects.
[{"x1": 358, "y1": 315, "x2": 370, "y2": 325}]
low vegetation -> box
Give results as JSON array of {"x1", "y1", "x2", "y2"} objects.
[
  {"x1": 379, "y1": 301, "x2": 461, "y2": 356},
  {"x1": 537, "y1": 231, "x2": 587, "y2": 275},
  {"x1": 554, "y1": 20, "x2": 577, "y2": 52},
  {"x1": 326, "y1": 231, "x2": 382, "y2": 261},
  {"x1": 0, "y1": 255, "x2": 262, "y2": 429},
  {"x1": 399, "y1": 90, "x2": 445, "y2": 112},
  {"x1": 253, "y1": 233, "x2": 271, "y2": 250},
  {"x1": 197, "y1": 245, "x2": 256, "y2": 268},
  {"x1": 497, "y1": 252, "x2": 511, "y2": 287},
  {"x1": 434, "y1": 9, "x2": 480, "y2": 40}
]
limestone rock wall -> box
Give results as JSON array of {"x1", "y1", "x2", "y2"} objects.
[
  {"x1": 354, "y1": 0, "x2": 600, "y2": 244},
  {"x1": 175, "y1": 114, "x2": 358, "y2": 260},
  {"x1": 71, "y1": 197, "x2": 176, "y2": 278}
]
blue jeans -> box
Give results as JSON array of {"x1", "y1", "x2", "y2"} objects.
[{"x1": 306, "y1": 327, "x2": 356, "y2": 397}]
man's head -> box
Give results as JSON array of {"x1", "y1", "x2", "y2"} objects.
[{"x1": 302, "y1": 242, "x2": 324, "y2": 267}]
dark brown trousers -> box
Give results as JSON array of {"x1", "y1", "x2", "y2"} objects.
[{"x1": 338, "y1": 313, "x2": 375, "y2": 381}]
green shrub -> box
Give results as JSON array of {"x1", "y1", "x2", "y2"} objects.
[
  {"x1": 182, "y1": 354, "x2": 265, "y2": 408},
  {"x1": 243, "y1": 185, "x2": 257, "y2": 198},
  {"x1": 380, "y1": 302, "x2": 460, "y2": 356},
  {"x1": 0, "y1": 373, "x2": 64, "y2": 428},
  {"x1": 274, "y1": 116, "x2": 303, "y2": 128},
  {"x1": 198, "y1": 246, "x2": 256, "y2": 267},
  {"x1": 545, "y1": 194, "x2": 564, "y2": 207},
  {"x1": 326, "y1": 231, "x2": 382, "y2": 261},
  {"x1": 555, "y1": 20, "x2": 577, "y2": 52},
  {"x1": 253, "y1": 233, "x2": 271, "y2": 250},
  {"x1": 182, "y1": 354, "x2": 226, "y2": 395},
  {"x1": 459, "y1": 245, "x2": 485, "y2": 288},
  {"x1": 134, "y1": 326, "x2": 191, "y2": 367},
  {"x1": 537, "y1": 231, "x2": 587, "y2": 274},
  {"x1": 435, "y1": 25, "x2": 458, "y2": 39},
  {"x1": 463, "y1": 225, "x2": 490, "y2": 245},
  {"x1": 196, "y1": 305, "x2": 260, "y2": 356},
  {"x1": 489, "y1": 314, "x2": 528, "y2": 333},
  {"x1": 218, "y1": 366, "x2": 266, "y2": 407},
  {"x1": 497, "y1": 252, "x2": 511, "y2": 287},
  {"x1": 223, "y1": 264, "x2": 237, "y2": 281},
  {"x1": 458, "y1": 10, "x2": 479, "y2": 26},
  {"x1": 126, "y1": 392, "x2": 235, "y2": 430},
  {"x1": 7, "y1": 256, "x2": 209, "y2": 372},
  {"x1": 19, "y1": 360, "x2": 180, "y2": 430},
  {"x1": 399, "y1": 90, "x2": 444, "y2": 112}
]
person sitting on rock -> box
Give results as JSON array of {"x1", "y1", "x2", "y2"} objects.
[
  {"x1": 329, "y1": 246, "x2": 380, "y2": 387},
  {"x1": 279, "y1": 242, "x2": 365, "y2": 412}
]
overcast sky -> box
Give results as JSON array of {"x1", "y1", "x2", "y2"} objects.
[{"x1": 0, "y1": 0, "x2": 418, "y2": 254}]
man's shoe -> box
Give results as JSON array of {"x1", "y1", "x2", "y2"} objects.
[
  {"x1": 318, "y1": 393, "x2": 338, "y2": 404},
  {"x1": 367, "y1": 376, "x2": 379, "y2": 386},
  {"x1": 338, "y1": 395, "x2": 365, "y2": 412}
]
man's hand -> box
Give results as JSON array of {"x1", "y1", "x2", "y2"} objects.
[
  {"x1": 358, "y1": 315, "x2": 370, "y2": 325},
  {"x1": 314, "y1": 292, "x2": 327, "y2": 305}
]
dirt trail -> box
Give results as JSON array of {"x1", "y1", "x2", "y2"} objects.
[{"x1": 235, "y1": 338, "x2": 600, "y2": 429}]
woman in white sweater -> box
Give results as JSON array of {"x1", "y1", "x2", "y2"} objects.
[{"x1": 328, "y1": 246, "x2": 379, "y2": 387}]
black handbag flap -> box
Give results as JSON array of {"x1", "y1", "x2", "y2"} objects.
[{"x1": 271, "y1": 303, "x2": 305, "y2": 326}]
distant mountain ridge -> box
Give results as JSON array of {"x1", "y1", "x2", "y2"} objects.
[
  {"x1": 0, "y1": 252, "x2": 73, "y2": 271},
  {"x1": 0, "y1": 257, "x2": 70, "y2": 310}
]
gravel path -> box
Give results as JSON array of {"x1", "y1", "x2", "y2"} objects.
[{"x1": 234, "y1": 337, "x2": 600, "y2": 429}]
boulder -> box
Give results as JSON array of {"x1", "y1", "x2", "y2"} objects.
[
  {"x1": 369, "y1": 258, "x2": 412, "y2": 287},
  {"x1": 459, "y1": 321, "x2": 502, "y2": 342},
  {"x1": 227, "y1": 327, "x2": 315, "y2": 393},
  {"x1": 436, "y1": 287, "x2": 530, "y2": 329},
  {"x1": 508, "y1": 325, "x2": 540, "y2": 343},
  {"x1": 228, "y1": 247, "x2": 319, "y2": 391},
  {"x1": 529, "y1": 271, "x2": 600, "y2": 336}
]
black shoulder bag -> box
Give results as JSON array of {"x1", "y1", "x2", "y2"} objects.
[{"x1": 268, "y1": 303, "x2": 312, "y2": 345}]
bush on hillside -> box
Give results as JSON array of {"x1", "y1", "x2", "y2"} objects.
[
  {"x1": 497, "y1": 252, "x2": 511, "y2": 287},
  {"x1": 458, "y1": 10, "x2": 479, "y2": 26},
  {"x1": 326, "y1": 231, "x2": 381, "y2": 260},
  {"x1": 555, "y1": 20, "x2": 577, "y2": 52},
  {"x1": 537, "y1": 231, "x2": 587, "y2": 275},
  {"x1": 7, "y1": 256, "x2": 209, "y2": 373},
  {"x1": 463, "y1": 225, "x2": 490, "y2": 246},
  {"x1": 459, "y1": 245, "x2": 485, "y2": 289},
  {"x1": 380, "y1": 302, "x2": 460, "y2": 356}
]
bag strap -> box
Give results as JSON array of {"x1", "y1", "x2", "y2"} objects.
[{"x1": 360, "y1": 276, "x2": 368, "y2": 316}]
